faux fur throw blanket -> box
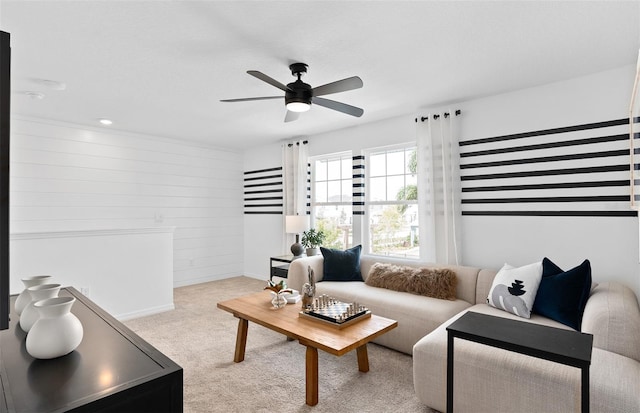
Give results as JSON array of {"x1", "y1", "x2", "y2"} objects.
[{"x1": 365, "y1": 263, "x2": 458, "y2": 301}]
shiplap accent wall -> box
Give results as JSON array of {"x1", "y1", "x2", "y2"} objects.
[
  {"x1": 459, "y1": 118, "x2": 633, "y2": 217},
  {"x1": 10, "y1": 116, "x2": 243, "y2": 287}
]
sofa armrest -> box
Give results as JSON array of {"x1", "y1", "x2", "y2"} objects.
[
  {"x1": 581, "y1": 281, "x2": 640, "y2": 362},
  {"x1": 286, "y1": 255, "x2": 324, "y2": 292}
]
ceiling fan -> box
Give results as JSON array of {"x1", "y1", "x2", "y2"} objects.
[{"x1": 221, "y1": 63, "x2": 364, "y2": 122}]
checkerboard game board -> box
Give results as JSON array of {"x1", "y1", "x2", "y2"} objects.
[{"x1": 299, "y1": 294, "x2": 371, "y2": 328}]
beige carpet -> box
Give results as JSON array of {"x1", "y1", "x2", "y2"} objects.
[{"x1": 124, "y1": 276, "x2": 435, "y2": 413}]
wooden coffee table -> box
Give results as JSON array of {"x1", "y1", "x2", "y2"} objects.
[{"x1": 217, "y1": 291, "x2": 397, "y2": 406}]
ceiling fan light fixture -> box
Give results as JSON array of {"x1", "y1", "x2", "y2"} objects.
[
  {"x1": 222, "y1": 62, "x2": 364, "y2": 122},
  {"x1": 286, "y1": 101, "x2": 311, "y2": 112}
]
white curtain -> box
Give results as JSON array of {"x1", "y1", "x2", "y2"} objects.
[
  {"x1": 283, "y1": 140, "x2": 309, "y2": 248},
  {"x1": 416, "y1": 112, "x2": 461, "y2": 264}
]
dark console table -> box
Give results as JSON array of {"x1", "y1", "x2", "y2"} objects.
[
  {"x1": 0, "y1": 287, "x2": 183, "y2": 412},
  {"x1": 446, "y1": 311, "x2": 593, "y2": 413}
]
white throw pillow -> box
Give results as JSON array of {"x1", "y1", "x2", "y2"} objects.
[{"x1": 487, "y1": 261, "x2": 543, "y2": 318}]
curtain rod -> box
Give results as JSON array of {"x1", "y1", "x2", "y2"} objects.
[
  {"x1": 415, "y1": 109, "x2": 461, "y2": 122},
  {"x1": 287, "y1": 140, "x2": 308, "y2": 147}
]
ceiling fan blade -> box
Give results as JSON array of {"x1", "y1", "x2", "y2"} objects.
[
  {"x1": 312, "y1": 76, "x2": 363, "y2": 97},
  {"x1": 284, "y1": 110, "x2": 300, "y2": 123},
  {"x1": 220, "y1": 96, "x2": 282, "y2": 102},
  {"x1": 312, "y1": 97, "x2": 364, "y2": 117},
  {"x1": 247, "y1": 70, "x2": 290, "y2": 91}
]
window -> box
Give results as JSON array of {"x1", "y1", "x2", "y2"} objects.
[
  {"x1": 366, "y1": 144, "x2": 418, "y2": 258},
  {"x1": 311, "y1": 152, "x2": 353, "y2": 250}
]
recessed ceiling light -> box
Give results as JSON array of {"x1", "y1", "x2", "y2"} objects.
[
  {"x1": 98, "y1": 119, "x2": 113, "y2": 125},
  {"x1": 24, "y1": 91, "x2": 45, "y2": 100},
  {"x1": 32, "y1": 78, "x2": 67, "y2": 91}
]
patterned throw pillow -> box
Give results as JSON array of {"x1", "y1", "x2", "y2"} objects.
[{"x1": 486, "y1": 261, "x2": 543, "y2": 318}]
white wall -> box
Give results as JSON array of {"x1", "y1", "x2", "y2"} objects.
[
  {"x1": 242, "y1": 143, "x2": 282, "y2": 279},
  {"x1": 9, "y1": 117, "x2": 244, "y2": 305},
  {"x1": 456, "y1": 65, "x2": 640, "y2": 298},
  {"x1": 244, "y1": 65, "x2": 640, "y2": 299}
]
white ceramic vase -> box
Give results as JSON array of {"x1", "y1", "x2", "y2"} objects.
[
  {"x1": 26, "y1": 297, "x2": 83, "y2": 360},
  {"x1": 14, "y1": 275, "x2": 53, "y2": 315},
  {"x1": 19, "y1": 283, "x2": 61, "y2": 332}
]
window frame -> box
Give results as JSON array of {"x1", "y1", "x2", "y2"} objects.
[
  {"x1": 309, "y1": 151, "x2": 354, "y2": 250},
  {"x1": 363, "y1": 142, "x2": 419, "y2": 259}
]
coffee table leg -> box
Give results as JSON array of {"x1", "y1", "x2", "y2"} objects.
[
  {"x1": 356, "y1": 344, "x2": 370, "y2": 372},
  {"x1": 234, "y1": 318, "x2": 248, "y2": 363},
  {"x1": 305, "y1": 346, "x2": 319, "y2": 406}
]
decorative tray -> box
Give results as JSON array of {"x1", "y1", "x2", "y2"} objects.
[{"x1": 299, "y1": 294, "x2": 371, "y2": 329}]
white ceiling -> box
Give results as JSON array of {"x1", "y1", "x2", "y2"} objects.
[{"x1": 1, "y1": 1, "x2": 639, "y2": 150}]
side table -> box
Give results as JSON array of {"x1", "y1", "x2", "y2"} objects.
[
  {"x1": 270, "y1": 255, "x2": 297, "y2": 281},
  {"x1": 446, "y1": 311, "x2": 593, "y2": 413}
]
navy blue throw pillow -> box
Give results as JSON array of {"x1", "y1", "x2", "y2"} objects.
[
  {"x1": 321, "y1": 245, "x2": 363, "y2": 282},
  {"x1": 532, "y1": 257, "x2": 592, "y2": 330}
]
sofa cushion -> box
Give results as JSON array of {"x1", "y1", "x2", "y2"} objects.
[
  {"x1": 320, "y1": 245, "x2": 363, "y2": 282},
  {"x1": 486, "y1": 261, "x2": 542, "y2": 318},
  {"x1": 413, "y1": 304, "x2": 639, "y2": 413},
  {"x1": 532, "y1": 257, "x2": 592, "y2": 330},
  {"x1": 413, "y1": 304, "x2": 572, "y2": 412},
  {"x1": 476, "y1": 268, "x2": 498, "y2": 304},
  {"x1": 316, "y1": 280, "x2": 471, "y2": 355},
  {"x1": 365, "y1": 263, "x2": 457, "y2": 300}
]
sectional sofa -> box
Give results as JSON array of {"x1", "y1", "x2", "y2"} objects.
[{"x1": 286, "y1": 254, "x2": 640, "y2": 413}]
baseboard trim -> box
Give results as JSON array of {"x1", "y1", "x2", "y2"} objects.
[
  {"x1": 173, "y1": 274, "x2": 234, "y2": 288},
  {"x1": 116, "y1": 303, "x2": 175, "y2": 321},
  {"x1": 173, "y1": 274, "x2": 266, "y2": 288}
]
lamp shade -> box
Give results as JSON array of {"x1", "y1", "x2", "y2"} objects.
[{"x1": 285, "y1": 215, "x2": 310, "y2": 234}]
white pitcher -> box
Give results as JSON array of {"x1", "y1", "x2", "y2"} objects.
[
  {"x1": 14, "y1": 275, "x2": 53, "y2": 315},
  {"x1": 26, "y1": 297, "x2": 83, "y2": 359},
  {"x1": 19, "y1": 283, "x2": 62, "y2": 332}
]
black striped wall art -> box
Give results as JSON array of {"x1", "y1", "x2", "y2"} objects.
[
  {"x1": 459, "y1": 118, "x2": 636, "y2": 217},
  {"x1": 353, "y1": 155, "x2": 365, "y2": 215},
  {"x1": 243, "y1": 166, "x2": 283, "y2": 215}
]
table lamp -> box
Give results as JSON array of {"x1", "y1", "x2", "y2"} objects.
[{"x1": 286, "y1": 215, "x2": 310, "y2": 257}]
